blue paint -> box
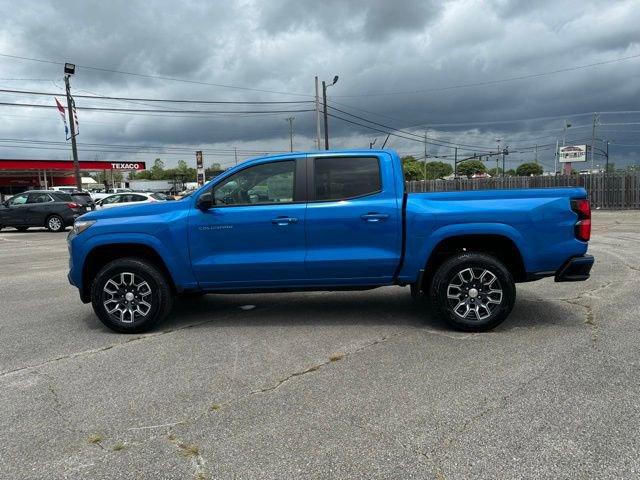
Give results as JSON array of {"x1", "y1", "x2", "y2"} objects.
[{"x1": 68, "y1": 149, "x2": 590, "y2": 295}]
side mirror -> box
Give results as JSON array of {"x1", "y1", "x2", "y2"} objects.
[{"x1": 196, "y1": 191, "x2": 214, "y2": 211}]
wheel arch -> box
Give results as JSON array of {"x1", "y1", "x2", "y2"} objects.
[
  {"x1": 81, "y1": 243, "x2": 176, "y2": 302},
  {"x1": 422, "y1": 233, "x2": 527, "y2": 289}
]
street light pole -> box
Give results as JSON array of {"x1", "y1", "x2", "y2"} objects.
[
  {"x1": 63, "y1": 63, "x2": 81, "y2": 191},
  {"x1": 322, "y1": 75, "x2": 339, "y2": 150}
]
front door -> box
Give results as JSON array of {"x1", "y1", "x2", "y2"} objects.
[
  {"x1": 305, "y1": 155, "x2": 402, "y2": 283},
  {"x1": 189, "y1": 158, "x2": 307, "y2": 288},
  {"x1": 0, "y1": 193, "x2": 30, "y2": 227}
]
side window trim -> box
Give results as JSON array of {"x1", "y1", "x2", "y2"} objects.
[
  {"x1": 308, "y1": 156, "x2": 383, "y2": 203},
  {"x1": 210, "y1": 159, "x2": 304, "y2": 208}
]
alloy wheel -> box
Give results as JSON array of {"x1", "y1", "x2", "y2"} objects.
[
  {"x1": 446, "y1": 267, "x2": 503, "y2": 321},
  {"x1": 48, "y1": 216, "x2": 62, "y2": 231},
  {"x1": 102, "y1": 272, "x2": 153, "y2": 323}
]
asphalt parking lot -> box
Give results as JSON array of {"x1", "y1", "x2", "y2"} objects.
[{"x1": 1, "y1": 211, "x2": 639, "y2": 480}]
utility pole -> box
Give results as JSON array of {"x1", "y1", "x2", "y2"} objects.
[
  {"x1": 286, "y1": 116, "x2": 295, "y2": 152},
  {"x1": 534, "y1": 144, "x2": 538, "y2": 164},
  {"x1": 454, "y1": 147, "x2": 458, "y2": 176},
  {"x1": 591, "y1": 112, "x2": 599, "y2": 173},
  {"x1": 369, "y1": 138, "x2": 377, "y2": 149},
  {"x1": 605, "y1": 139, "x2": 610, "y2": 174},
  {"x1": 322, "y1": 81, "x2": 329, "y2": 150},
  {"x1": 554, "y1": 139, "x2": 559, "y2": 175},
  {"x1": 314, "y1": 77, "x2": 321, "y2": 149},
  {"x1": 502, "y1": 147, "x2": 507, "y2": 179},
  {"x1": 322, "y1": 75, "x2": 339, "y2": 150},
  {"x1": 234, "y1": 147, "x2": 238, "y2": 166},
  {"x1": 63, "y1": 63, "x2": 81, "y2": 190},
  {"x1": 423, "y1": 130, "x2": 428, "y2": 181}
]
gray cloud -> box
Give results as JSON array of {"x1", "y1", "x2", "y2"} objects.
[{"x1": 0, "y1": 0, "x2": 638, "y2": 171}]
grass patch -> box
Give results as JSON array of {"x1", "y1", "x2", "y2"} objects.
[
  {"x1": 178, "y1": 442, "x2": 200, "y2": 458},
  {"x1": 112, "y1": 441, "x2": 126, "y2": 452},
  {"x1": 210, "y1": 403, "x2": 222, "y2": 412},
  {"x1": 585, "y1": 312, "x2": 595, "y2": 325},
  {"x1": 87, "y1": 434, "x2": 104, "y2": 444},
  {"x1": 329, "y1": 352, "x2": 344, "y2": 362}
]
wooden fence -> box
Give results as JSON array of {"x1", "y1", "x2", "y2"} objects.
[{"x1": 407, "y1": 173, "x2": 640, "y2": 209}]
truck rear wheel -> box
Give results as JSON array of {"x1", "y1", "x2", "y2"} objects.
[
  {"x1": 429, "y1": 253, "x2": 515, "y2": 332},
  {"x1": 91, "y1": 257, "x2": 173, "y2": 333}
]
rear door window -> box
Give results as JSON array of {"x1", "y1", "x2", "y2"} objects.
[
  {"x1": 313, "y1": 157, "x2": 381, "y2": 201},
  {"x1": 27, "y1": 193, "x2": 53, "y2": 204}
]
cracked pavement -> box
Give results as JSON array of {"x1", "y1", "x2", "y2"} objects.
[{"x1": 1, "y1": 211, "x2": 639, "y2": 479}]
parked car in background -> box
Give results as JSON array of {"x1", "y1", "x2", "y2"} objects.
[
  {"x1": 91, "y1": 188, "x2": 134, "y2": 201},
  {"x1": 70, "y1": 191, "x2": 97, "y2": 211},
  {"x1": 96, "y1": 192, "x2": 173, "y2": 209},
  {"x1": 0, "y1": 190, "x2": 86, "y2": 232}
]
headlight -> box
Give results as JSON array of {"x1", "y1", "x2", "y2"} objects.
[{"x1": 72, "y1": 220, "x2": 96, "y2": 235}]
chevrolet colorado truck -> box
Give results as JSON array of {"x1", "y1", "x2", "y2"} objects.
[{"x1": 67, "y1": 150, "x2": 593, "y2": 333}]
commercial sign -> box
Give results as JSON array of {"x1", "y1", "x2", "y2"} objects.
[
  {"x1": 110, "y1": 162, "x2": 145, "y2": 170},
  {"x1": 196, "y1": 151, "x2": 205, "y2": 186},
  {"x1": 559, "y1": 145, "x2": 587, "y2": 163}
]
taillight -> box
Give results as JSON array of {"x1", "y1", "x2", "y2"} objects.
[
  {"x1": 67, "y1": 202, "x2": 80, "y2": 209},
  {"x1": 571, "y1": 198, "x2": 591, "y2": 242}
]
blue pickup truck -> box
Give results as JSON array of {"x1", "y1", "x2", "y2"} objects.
[{"x1": 68, "y1": 149, "x2": 593, "y2": 333}]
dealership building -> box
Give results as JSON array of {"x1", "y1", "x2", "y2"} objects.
[{"x1": 0, "y1": 159, "x2": 146, "y2": 196}]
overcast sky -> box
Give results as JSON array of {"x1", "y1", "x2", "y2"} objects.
[{"x1": 0, "y1": 0, "x2": 639, "y2": 171}]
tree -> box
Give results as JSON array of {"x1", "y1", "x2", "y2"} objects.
[
  {"x1": 456, "y1": 159, "x2": 486, "y2": 177},
  {"x1": 150, "y1": 158, "x2": 165, "y2": 180},
  {"x1": 516, "y1": 163, "x2": 543, "y2": 176},
  {"x1": 424, "y1": 161, "x2": 453, "y2": 180},
  {"x1": 487, "y1": 167, "x2": 503, "y2": 177},
  {"x1": 91, "y1": 171, "x2": 123, "y2": 186},
  {"x1": 506, "y1": 169, "x2": 517, "y2": 176},
  {"x1": 401, "y1": 156, "x2": 424, "y2": 180}
]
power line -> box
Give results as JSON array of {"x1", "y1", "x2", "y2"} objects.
[
  {"x1": 0, "y1": 101, "x2": 314, "y2": 114},
  {"x1": 333, "y1": 53, "x2": 640, "y2": 97},
  {"x1": 0, "y1": 52, "x2": 312, "y2": 97},
  {"x1": 0, "y1": 137, "x2": 284, "y2": 154},
  {"x1": 0, "y1": 88, "x2": 313, "y2": 104}
]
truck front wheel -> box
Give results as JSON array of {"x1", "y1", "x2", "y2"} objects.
[
  {"x1": 429, "y1": 253, "x2": 515, "y2": 332},
  {"x1": 91, "y1": 257, "x2": 174, "y2": 333}
]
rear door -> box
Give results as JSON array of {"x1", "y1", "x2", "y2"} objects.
[
  {"x1": 189, "y1": 158, "x2": 307, "y2": 288},
  {"x1": 26, "y1": 192, "x2": 56, "y2": 225},
  {"x1": 305, "y1": 155, "x2": 402, "y2": 283}
]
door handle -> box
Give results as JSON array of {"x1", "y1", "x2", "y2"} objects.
[
  {"x1": 271, "y1": 216, "x2": 298, "y2": 225},
  {"x1": 361, "y1": 213, "x2": 389, "y2": 223}
]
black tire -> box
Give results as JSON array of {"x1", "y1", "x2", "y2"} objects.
[
  {"x1": 429, "y1": 253, "x2": 515, "y2": 332},
  {"x1": 91, "y1": 257, "x2": 174, "y2": 333},
  {"x1": 15, "y1": 226, "x2": 29, "y2": 232},
  {"x1": 45, "y1": 214, "x2": 65, "y2": 232}
]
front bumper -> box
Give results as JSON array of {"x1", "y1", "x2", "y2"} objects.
[{"x1": 555, "y1": 255, "x2": 594, "y2": 282}]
